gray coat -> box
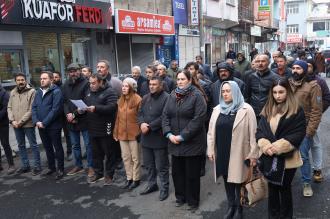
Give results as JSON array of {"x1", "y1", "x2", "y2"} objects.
[
  {"x1": 138, "y1": 91, "x2": 169, "y2": 148},
  {"x1": 162, "y1": 86, "x2": 207, "y2": 156}
]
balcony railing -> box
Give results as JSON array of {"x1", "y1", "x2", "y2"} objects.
[{"x1": 238, "y1": 0, "x2": 254, "y2": 22}]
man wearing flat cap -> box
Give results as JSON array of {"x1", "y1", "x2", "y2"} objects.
[
  {"x1": 62, "y1": 63, "x2": 94, "y2": 179},
  {"x1": 210, "y1": 61, "x2": 245, "y2": 108}
]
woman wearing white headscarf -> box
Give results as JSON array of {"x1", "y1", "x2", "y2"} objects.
[{"x1": 207, "y1": 81, "x2": 259, "y2": 219}]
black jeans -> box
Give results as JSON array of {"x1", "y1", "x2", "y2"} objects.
[
  {"x1": 223, "y1": 176, "x2": 241, "y2": 208},
  {"x1": 172, "y1": 155, "x2": 202, "y2": 207},
  {"x1": 90, "y1": 136, "x2": 116, "y2": 178},
  {"x1": 143, "y1": 147, "x2": 169, "y2": 192},
  {"x1": 62, "y1": 122, "x2": 72, "y2": 154},
  {"x1": 0, "y1": 126, "x2": 14, "y2": 166},
  {"x1": 39, "y1": 128, "x2": 64, "y2": 171},
  {"x1": 268, "y1": 168, "x2": 296, "y2": 219}
]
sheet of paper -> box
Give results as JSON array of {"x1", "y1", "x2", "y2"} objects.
[{"x1": 70, "y1": 99, "x2": 88, "y2": 110}]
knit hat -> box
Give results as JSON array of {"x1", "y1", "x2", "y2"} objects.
[
  {"x1": 293, "y1": 60, "x2": 308, "y2": 74},
  {"x1": 123, "y1": 77, "x2": 138, "y2": 92},
  {"x1": 217, "y1": 62, "x2": 234, "y2": 74}
]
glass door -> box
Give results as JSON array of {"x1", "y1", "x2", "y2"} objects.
[{"x1": 0, "y1": 50, "x2": 24, "y2": 85}]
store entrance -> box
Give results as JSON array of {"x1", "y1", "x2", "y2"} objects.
[{"x1": 0, "y1": 49, "x2": 24, "y2": 86}]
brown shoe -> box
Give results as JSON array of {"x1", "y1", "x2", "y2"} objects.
[
  {"x1": 67, "y1": 166, "x2": 84, "y2": 176},
  {"x1": 87, "y1": 168, "x2": 95, "y2": 178},
  {"x1": 104, "y1": 176, "x2": 113, "y2": 186}
]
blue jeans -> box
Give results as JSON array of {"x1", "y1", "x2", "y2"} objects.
[
  {"x1": 311, "y1": 130, "x2": 322, "y2": 170},
  {"x1": 69, "y1": 130, "x2": 92, "y2": 168},
  {"x1": 14, "y1": 127, "x2": 41, "y2": 169},
  {"x1": 300, "y1": 136, "x2": 313, "y2": 184}
]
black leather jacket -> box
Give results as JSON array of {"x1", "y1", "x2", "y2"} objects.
[{"x1": 245, "y1": 69, "x2": 280, "y2": 116}]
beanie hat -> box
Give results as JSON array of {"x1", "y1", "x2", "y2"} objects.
[
  {"x1": 217, "y1": 62, "x2": 234, "y2": 74},
  {"x1": 293, "y1": 60, "x2": 308, "y2": 74},
  {"x1": 123, "y1": 77, "x2": 138, "y2": 93}
]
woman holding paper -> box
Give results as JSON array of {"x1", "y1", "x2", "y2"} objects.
[
  {"x1": 113, "y1": 78, "x2": 142, "y2": 190},
  {"x1": 207, "y1": 81, "x2": 258, "y2": 219}
]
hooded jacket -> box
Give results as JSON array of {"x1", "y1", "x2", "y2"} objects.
[
  {"x1": 32, "y1": 84, "x2": 63, "y2": 129},
  {"x1": 7, "y1": 85, "x2": 36, "y2": 128},
  {"x1": 234, "y1": 53, "x2": 251, "y2": 75},
  {"x1": 84, "y1": 83, "x2": 118, "y2": 137},
  {"x1": 0, "y1": 85, "x2": 9, "y2": 127}
]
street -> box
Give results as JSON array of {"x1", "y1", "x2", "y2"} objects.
[{"x1": 1, "y1": 81, "x2": 330, "y2": 219}]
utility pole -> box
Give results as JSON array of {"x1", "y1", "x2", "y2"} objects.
[{"x1": 199, "y1": 0, "x2": 204, "y2": 59}]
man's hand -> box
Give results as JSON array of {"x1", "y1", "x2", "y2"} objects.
[
  {"x1": 250, "y1": 158, "x2": 257, "y2": 167},
  {"x1": 140, "y1": 123, "x2": 149, "y2": 134},
  {"x1": 87, "y1": 106, "x2": 95, "y2": 113},
  {"x1": 36, "y1": 122, "x2": 44, "y2": 129},
  {"x1": 12, "y1": 121, "x2": 19, "y2": 128},
  {"x1": 66, "y1": 113, "x2": 74, "y2": 122},
  {"x1": 169, "y1": 135, "x2": 179, "y2": 144},
  {"x1": 266, "y1": 147, "x2": 274, "y2": 156},
  {"x1": 208, "y1": 154, "x2": 215, "y2": 161}
]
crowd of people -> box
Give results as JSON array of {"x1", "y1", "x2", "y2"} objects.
[{"x1": 0, "y1": 47, "x2": 329, "y2": 218}]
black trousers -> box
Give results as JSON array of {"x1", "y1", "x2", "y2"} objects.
[
  {"x1": 268, "y1": 168, "x2": 296, "y2": 219},
  {"x1": 90, "y1": 136, "x2": 116, "y2": 178},
  {"x1": 223, "y1": 176, "x2": 241, "y2": 207},
  {"x1": 62, "y1": 122, "x2": 72, "y2": 154},
  {"x1": 172, "y1": 155, "x2": 202, "y2": 207},
  {"x1": 0, "y1": 126, "x2": 14, "y2": 166},
  {"x1": 143, "y1": 147, "x2": 169, "y2": 192},
  {"x1": 39, "y1": 128, "x2": 64, "y2": 171}
]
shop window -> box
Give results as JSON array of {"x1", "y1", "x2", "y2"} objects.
[
  {"x1": 313, "y1": 22, "x2": 325, "y2": 32},
  {"x1": 0, "y1": 50, "x2": 23, "y2": 84},
  {"x1": 61, "y1": 32, "x2": 91, "y2": 71},
  {"x1": 116, "y1": 34, "x2": 131, "y2": 76},
  {"x1": 25, "y1": 32, "x2": 60, "y2": 87},
  {"x1": 132, "y1": 43, "x2": 154, "y2": 73}
]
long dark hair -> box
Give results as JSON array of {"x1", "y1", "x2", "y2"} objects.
[
  {"x1": 261, "y1": 78, "x2": 299, "y2": 120},
  {"x1": 177, "y1": 70, "x2": 208, "y2": 101}
]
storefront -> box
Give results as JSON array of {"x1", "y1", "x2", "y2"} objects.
[
  {"x1": 114, "y1": 9, "x2": 175, "y2": 76},
  {"x1": 0, "y1": 0, "x2": 113, "y2": 87},
  {"x1": 178, "y1": 24, "x2": 200, "y2": 67}
]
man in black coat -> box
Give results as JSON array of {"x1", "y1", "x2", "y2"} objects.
[
  {"x1": 245, "y1": 54, "x2": 280, "y2": 119},
  {"x1": 138, "y1": 76, "x2": 170, "y2": 201},
  {"x1": 210, "y1": 62, "x2": 245, "y2": 108},
  {"x1": 0, "y1": 84, "x2": 15, "y2": 173},
  {"x1": 62, "y1": 63, "x2": 93, "y2": 177},
  {"x1": 157, "y1": 64, "x2": 175, "y2": 93},
  {"x1": 53, "y1": 71, "x2": 72, "y2": 161},
  {"x1": 83, "y1": 74, "x2": 118, "y2": 185}
]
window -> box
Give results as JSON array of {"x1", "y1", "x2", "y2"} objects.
[
  {"x1": 286, "y1": 24, "x2": 299, "y2": 33},
  {"x1": 286, "y1": 3, "x2": 299, "y2": 15},
  {"x1": 0, "y1": 50, "x2": 23, "y2": 84},
  {"x1": 313, "y1": 22, "x2": 325, "y2": 31}
]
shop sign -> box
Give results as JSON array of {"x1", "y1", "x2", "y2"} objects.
[
  {"x1": 178, "y1": 24, "x2": 199, "y2": 36},
  {"x1": 250, "y1": 25, "x2": 261, "y2": 37},
  {"x1": 212, "y1": 28, "x2": 226, "y2": 36},
  {"x1": 287, "y1": 33, "x2": 303, "y2": 43},
  {"x1": 115, "y1": 9, "x2": 175, "y2": 35},
  {"x1": 173, "y1": 0, "x2": 188, "y2": 25},
  {"x1": 190, "y1": 0, "x2": 199, "y2": 25},
  {"x1": 258, "y1": 0, "x2": 271, "y2": 17},
  {"x1": 0, "y1": 0, "x2": 113, "y2": 29}
]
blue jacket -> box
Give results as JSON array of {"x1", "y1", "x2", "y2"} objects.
[{"x1": 32, "y1": 84, "x2": 63, "y2": 129}]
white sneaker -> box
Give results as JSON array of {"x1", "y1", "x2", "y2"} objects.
[{"x1": 303, "y1": 183, "x2": 313, "y2": 197}]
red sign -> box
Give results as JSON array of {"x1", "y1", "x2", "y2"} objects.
[
  {"x1": 287, "y1": 34, "x2": 303, "y2": 43},
  {"x1": 115, "y1": 9, "x2": 175, "y2": 35}
]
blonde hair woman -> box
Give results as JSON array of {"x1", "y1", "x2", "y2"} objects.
[{"x1": 113, "y1": 78, "x2": 142, "y2": 190}]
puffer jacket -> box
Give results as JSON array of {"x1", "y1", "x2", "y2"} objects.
[
  {"x1": 7, "y1": 85, "x2": 35, "y2": 128},
  {"x1": 113, "y1": 93, "x2": 142, "y2": 141},
  {"x1": 84, "y1": 83, "x2": 118, "y2": 137},
  {"x1": 234, "y1": 59, "x2": 251, "y2": 75},
  {"x1": 162, "y1": 86, "x2": 207, "y2": 157},
  {"x1": 289, "y1": 77, "x2": 322, "y2": 137},
  {"x1": 245, "y1": 69, "x2": 280, "y2": 116}
]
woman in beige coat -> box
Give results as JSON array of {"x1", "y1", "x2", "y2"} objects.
[{"x1": 207, "y1": 81, "x2": 258, "y2": 219}]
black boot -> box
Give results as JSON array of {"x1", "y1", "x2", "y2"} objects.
[
  {"x1": 224, "y1": 206, "x2": 236, "y2": 219},
  {"x1": 233, "y1": 206, "x2": 243, "y2": 219}
]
